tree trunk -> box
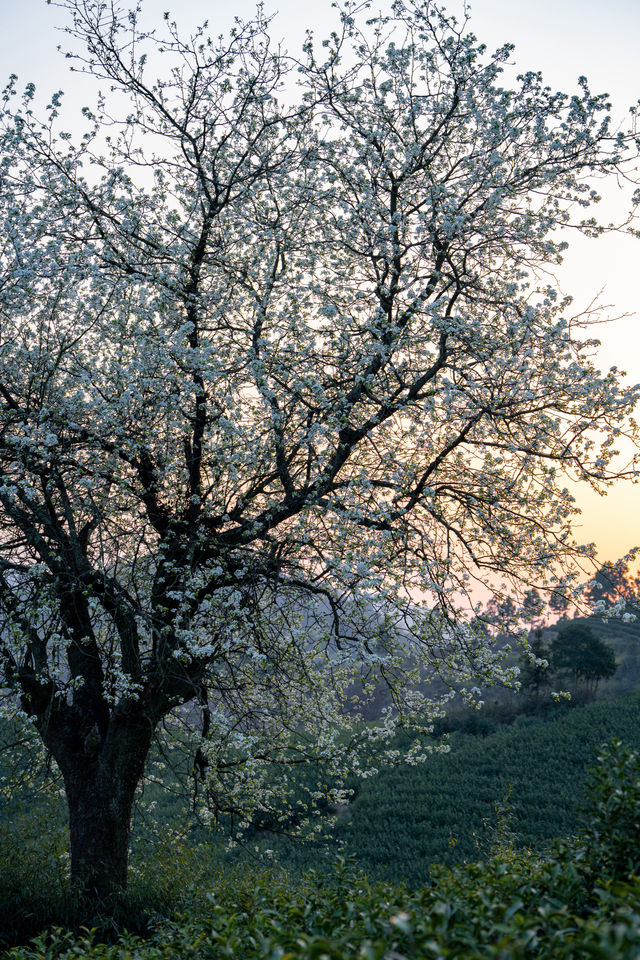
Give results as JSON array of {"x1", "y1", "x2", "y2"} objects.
[
  {"x1": 66, "y1": 773, "x2": 134, "y2": 904},
  {"x1": 54, "y1": 712, "x2": 155, "y2": 908}
]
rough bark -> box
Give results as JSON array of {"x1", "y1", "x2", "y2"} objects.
[
  {"x1": 66, "y1": 773, "x2": 133, "y2": 903},
  {"x1": 42, "y1": 706, "x2": 155, "y2": 907}
]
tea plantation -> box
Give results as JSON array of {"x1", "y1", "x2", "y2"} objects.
[
  {"x1": 3, "y1": 696, "x2": 640, "y2": 957},
  {"x1": 332, "y1": 694, "x2": 640, "y2": 883}
]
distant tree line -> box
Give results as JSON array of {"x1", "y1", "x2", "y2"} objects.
[
  {"x1": 484, "y1": 553, "x2": 639, "y2": 631},
  {"x1": 584, "y1": 557, "x2": 640, "y2": 613}
]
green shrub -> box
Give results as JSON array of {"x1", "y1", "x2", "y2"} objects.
[
  {"x1": 580, "y1": 738, "x2": 640, "y2": 882},
  {"x1": 334, "y1": 693, "x2": 640, "y2": 882},
  {"x1": 5, "y1": 853, "x2": 640, "y2": 960}
]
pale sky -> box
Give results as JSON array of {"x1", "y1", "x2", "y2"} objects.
[{"x1": 1, "y1": 0, "x2": 639, "y2": 563}]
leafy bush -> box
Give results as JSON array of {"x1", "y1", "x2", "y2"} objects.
[
  {"x1": 5, "y1": 855, "x2": 640, "y2": 959},
  {"x1": 580, "y1": 738, "x2": 640, "y2": 882},
  {"x1": 0, "y1": 795, "x2": 70, "y2": 942}
]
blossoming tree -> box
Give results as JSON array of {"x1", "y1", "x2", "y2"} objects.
[{"x1": 0, "y1": 0, "x2": 638, "y2": 904}]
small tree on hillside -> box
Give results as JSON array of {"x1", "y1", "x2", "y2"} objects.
[
  {"x1": 485, "y1": 596, "x2": 518, "y2": 635},
  {"x1": 0, "y1": 0, "x2": 638, "y2": 908},
  {"x1": 522, "y1": 588, "x2": 545, "y2": 624},
  {"x1": 551, "y1": 623, "x2": 617, "y2": 694}
]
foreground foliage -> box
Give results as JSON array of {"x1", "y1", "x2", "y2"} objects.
[
  {"x1": 5, "y1": 844, "x2": 640, "y2": 958},
  {"x1": 4, "y1": 741, "x2": 640, "y2": 958},
  {"x1": 5, "y1": 867, "x2": 640, "y2": 960}
]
